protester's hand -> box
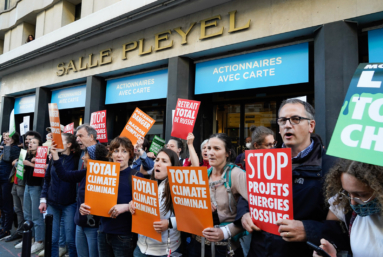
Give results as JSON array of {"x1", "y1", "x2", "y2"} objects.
[
  {"x1": 0, "y1": 145, "x2": 3, "y2": 149},
  {"x1": 39, "y1": 203, "x2": 47, "y2": 214},
  {"x1": 211, "y1": 203, "x2": 217, "y2": 212},
  {"x1": 153, "y1": 220, "x2": 169, "y2": 234},
  {"x1": 79, "y1": 203, "x2": 91, "y2": 216},
  {"x1": 128, "y1": 201, "x2": 136, "y2": 214},
  {"x1": 277, "y1": 219, "x2": 306, "y2": 242},
  {"x1": 186, "y1": 133, "x2": 195, "y2": 146},
  {"x1": 44, "y1": 165, "x2": 49, "y2": 170},
  {"x1": 202, "y1": 227, "x2": 224, "y2": 242},
  {"x1": 50, "y1": 143, "x2": 59, "y2": 161},
  {"x1": 147, "y1": 152, "x2": 155, "y2": 159},
  {"x1": 108, "y1": 204, "x2": 129, "y2": 219},
  {"x1": 48, "y1": 154, "x2": 52, "y2": 161},
  {"x1": 241, "y1": 212, "x2": 260, "y2": 233},
  {"x1": 135, "y1": 137, "x2": 144, "y2": 154},
  {"x1": 313, "y1": 239, "x2": 337, "y2": 257},
  {"x1": 31, "y1": 157, "x2": 36, "y2": 163},
  {"x1": 23, "y1": 160, "x2": 33, "y2": 167},
  {"x1": 12, "y1": 159, "x2": 17, "y2": 166}
]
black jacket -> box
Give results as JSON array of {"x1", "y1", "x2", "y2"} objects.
[
  {"x1": 41, "y1": 153, "x2": 78, "y2": 206},
  {"x1": 235, "y1": 135, "x2": 350, "y2": 257},
  {"x1": 0, "y1": 145, "x2": 21, "y2": 182}
]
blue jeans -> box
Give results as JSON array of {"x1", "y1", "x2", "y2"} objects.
[
  {"x1": 23, "y1": 185, "x2": 45, "y2": 241},
  {"x1": 48, "y1": 203, "x2": 77, "y2": 257},
  {"x1": 133, "y1": 245, "x2": 180, "y2": 257},
  {"x1": 75, "y1": 225, "x2": 99, "y2": 257},
  {"x1": 60, "y1": 215, "x2": 66, "y2": 247},
  {"x1": 0, "y1": 181, "x2": 13, "y2": 231},
  {"x1": 98, "y1": 231, "x2": 137, "y2": 257}
]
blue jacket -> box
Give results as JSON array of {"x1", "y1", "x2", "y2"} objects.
[
  {"x1": 53, "y1": 160, "x2": 100, "y2": 228},
  {"x1": 235, "y1": 135, "x2": 349, "y2": 257},
  {"x1": 0, "y1": 145, "x2": 21, "y2": 182},
  {"x1": 41, "y1": 153, "x2": 78, "y2": 206},
  {"x1": 131, "y1": 151, "x2": 154, "y2": 173}
]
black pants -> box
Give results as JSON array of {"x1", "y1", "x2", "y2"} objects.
[
  {"x1": 188, "y1": 237, "x2": 244, "y2": 257},
  {"x1": 0, "y1": 181, "x2": 14, "y2": 232}
]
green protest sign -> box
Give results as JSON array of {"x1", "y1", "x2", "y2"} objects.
[
  {"x1": 327, "y1": 63, "x2": 383, "y2": 166},
  {"x1": 149, "y1": 136, "x2": 166, "y2": 155},
  {"x1": 16, "y1": 149, "x2": 27, "y2": 180},
  {"x1": 9, "y1": 109, "x2": 16, "y2": 137}
]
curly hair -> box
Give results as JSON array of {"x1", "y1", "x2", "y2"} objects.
[
  {"x1": 325, "y1": 159, "x2": 383, "y2": 214},
  {"x1": 107, "y1": 137, "x2": 134, "y2": 161}
]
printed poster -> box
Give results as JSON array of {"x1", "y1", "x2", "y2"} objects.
[
  {"x1": 16, "y1": 149, "x2": 27, "y2": 180},
  {"x1": 120, "y1": 108, "x2": 155, "y2": 145},
  {"x1": 64, "y1": 123, "x2": 74, "y2": 134},
  {"x1": 90, "y1": 110, "x2": 108, "y2": 143},
  {"x1": 149, "y1": 136, "x2": 166, "y2": 155},
  {"x1": 171, "y1": 99, "x2": 200, "y2": 140},
  {"x1": 48, "y1": 103, "x2": 64, "y2": 149},
  {"x1": 33, "y1": 146, "x2": 48, "y2": 177}
]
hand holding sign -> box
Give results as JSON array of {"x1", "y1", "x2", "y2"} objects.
[
  {"x1": 246, "y1": 148, "x2": 293, "y2": 235},
  {"x1": 171, "y1": 99, "x2": 201, "y2": 140}
]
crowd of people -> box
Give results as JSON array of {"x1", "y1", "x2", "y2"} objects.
[{"x1": 0, "y1": 98, "x2": 381, "y2": 257}]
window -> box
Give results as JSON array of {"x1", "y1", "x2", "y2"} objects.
[{"x1": 75, "y1": 3, "x2": 82, "y2": 21}]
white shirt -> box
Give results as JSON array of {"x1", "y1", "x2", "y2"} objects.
[{"x1": 137, "y1": 180, "x2": 181, "y2": 256}]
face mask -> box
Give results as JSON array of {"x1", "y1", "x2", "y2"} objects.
[
  {"x1": 350, "y1": 198, "x2": 381, "y2": 217},
  {"x1": 246, "y1": 143, "x2": 251, "y2": 149}
]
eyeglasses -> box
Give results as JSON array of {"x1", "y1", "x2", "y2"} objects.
[
  {"x1": 260, "y1": 141, "x2": 277, "y2": 149},
  {"x1": 277, "y1": 116, "x2": 311, "y2": 126},
  {"x1": 339, "y1": 189, "x2": 375, "y2": 205}
]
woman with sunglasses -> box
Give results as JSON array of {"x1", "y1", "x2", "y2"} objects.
[{"x1": 312, "y1": 159, "x2": 383, "y2": 257}]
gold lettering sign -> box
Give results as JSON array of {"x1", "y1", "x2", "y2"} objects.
[{"x1": 56, "y1": 10, "x2": 250, "y2": 76}]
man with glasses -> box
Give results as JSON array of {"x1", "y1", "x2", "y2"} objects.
[{"x1": 235, "y1": 99, "x2": 349, "y2": 257}]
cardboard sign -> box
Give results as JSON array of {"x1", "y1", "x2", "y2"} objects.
[
  {"x1": 328, "y1": 63, "x2": 383, "y2": 166},
  {"x1": 167, "y1": 166, "x2": 213, "y2": 237},
  {"x1": 171, "y1": 99, "x2": 201, "y2": 140},
  {"x1": 84, "y1": 160, "x2": 120, "y2": 217},
  {"x1": 120, "y1": 108, "x2": 155, "y2": 145},
  {"x1": 16, "y1": 149, "x2": 27, "y2": 180},
  {"x1": 246, "y1": 148, "x2": 293, "y2": 235},
  {"x1": 33, "y1": 146, "x2": 48, "y2": 177},
  {"x1": 9, "y1": 109, "x2": 16, "y2": 137},
  {"x1": 64, "y1": 123, "x2": 74, "y2": 134},
  {"x1": 23, "y1": 116, "x2": 30, "y2": 134},
  {"x1": 131, "y1": 176, "x2": 162, "y2": 241},
  {"x1": 19, "y1": 123, "x2": 25, "y2": 136},
  {"x1": 48, "y1": 103, "x2": 64, "y2": 149},
  {"x1": 149, "y1": 136, "x2": 166, "y2": 155},
  {"x1": 90, "y1": 110, "x2": 108, "y2": 143}
]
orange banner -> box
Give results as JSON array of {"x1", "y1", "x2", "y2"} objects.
[
  {"x1": 84, "y1": 160, "x2": 120, "y2": 217},
  {"x1": 120, "y1": 108, "x2": 155, "y2": 145},
  {"x1": 131, "y1": 176, "x2": 162, "y2": 241},
  {"x1": 167, "y1": 166, "x2": 213, "y2": 237},
  {"x1": 48, "y1": 103, "x2": 64, "y2": 149}
]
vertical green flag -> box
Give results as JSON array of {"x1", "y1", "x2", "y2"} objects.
[
  {"x1": 327, "y1": 63, "x2": 383, "y2": 166},
  {"x1": 9, "y1": 109, "x2": 16, "y2": 137},
  {"x1": 149, "y1": 136, "x2": 166, "y2": 155},
  {"x1": 16, "y1": 149, "x2": 27, "y2": 180}
]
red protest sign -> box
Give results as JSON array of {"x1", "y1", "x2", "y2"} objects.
[
  {"x1": 48, "y1": 103, "x2": 64, "y2": 149},
  {"x1": 120, "y1": 108, "x2": 155, "y2": 145},
  {"x1": 33, "y1": 146, "x2": 48, "y2": 177},
  {"x1": 171, "y1": 99, "x2": 200, "y2": 140},
  {"x1": 246, "y1": 148, "x2": 293, "y2": 235},
  {"x1": 90, "y1": 110, "x2": 108, "y2": 143},
  {"x1": 64, "y1": 123, "x2": 74, "y2": 134}
]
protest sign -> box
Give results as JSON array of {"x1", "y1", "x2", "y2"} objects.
[
  {"x1": 246, "y1": 148, "x2": 293, "y2": 235},
  {"x1": 131, "y1": 176, "x2": 162, "y2": 241},
  {"x1": 171, "y1": 99, "x2": 201, "y2": 140},
  {"x1": 84, "y1": 160, "x2": 120, "y2": 217},
  {"x1": 23, "y1": 116, "x2": 30, "y2": 133},
  {"x1": 120, "y1": 108, "x2": 155, "y2": 145},
  {"x1": 64, "y1": 123, "x2": 74, "y2": 134},
  {"x1": 33, "y1": 146, "x2": 48, "y2": 177},
  {"x1": 327, "y1": 63, "x2": 383, "y2": 166},
  {"x1": 90, "y1": 110, "x2": 108, "y2": 143},
  {"x1": 149, "y1": 136, "x2": 166, "y2": 155},
  {"x1": 167, "y1": 166, "x2": 213, "y2": 237},
  {"x1": 9, "y1": 109, "x2": 16, "y2": 137},
  {"x1": 48, "y1": 103, "x2": 64, "y2": 149},
  {"x1": 19, "y1": 123, "x2": 25, "y2": 136},
  {"x1": 16, "y1": 149, "x2": 27, "y2": 180}
]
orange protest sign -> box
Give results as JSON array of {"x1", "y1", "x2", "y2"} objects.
[
  {"x1": 84, "y1": 160, "x2": 120, "y2": 217},
  {"x1": 120, "y1": 108, "x2": 155, "y2": 145},
  {"x1": 131, "y1": 176, "x2": 162, "y2": 241},
  {"x1": 167, "y1": 166, "x2": 213, "y2": 237},
  {"x1": 48, "y1": 103, "x2": 64, "y2": 149}
]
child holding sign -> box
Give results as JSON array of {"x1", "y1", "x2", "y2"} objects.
[
  {"x1": 189, "y1": 133, "x2": 248, "y2": 257},
  {"x1": 53, "y1": 143, "x2": 108, "y2": 257},
  {"x1": 129, "y1": 148, "x2": 182, "y2": 256},
  {"x1": 80, "y1": 137, "x2": 144, "y2": 256}
]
